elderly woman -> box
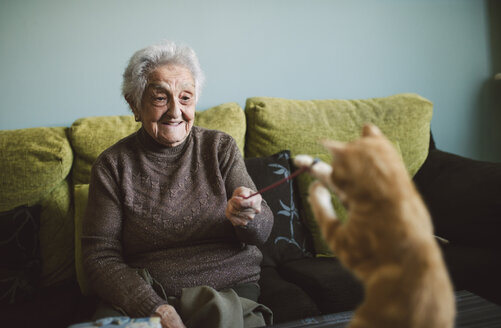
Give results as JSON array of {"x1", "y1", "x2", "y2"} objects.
[{"x1": 81, "y1": 41, "x2": 273, "y2": 328}]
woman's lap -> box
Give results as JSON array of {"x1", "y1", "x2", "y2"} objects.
[{"x1": 92, "y1": 284, "x2": 272, "y2": 328}]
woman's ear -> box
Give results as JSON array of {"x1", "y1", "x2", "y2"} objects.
[{"x1": 125, "y1": 96, "x2": 141, "y2": 122}]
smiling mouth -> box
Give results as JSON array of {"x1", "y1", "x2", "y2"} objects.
[{"x1": 162, "y1": 121, "x2": 183, "y2": 126}]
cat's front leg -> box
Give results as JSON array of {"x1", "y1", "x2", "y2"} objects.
[
  {"x1": 308, "y1": 181, "x2": 341, "y2": 242},
  {"x1": 294, "y1": 155, "x2": 336, "y2": 191}
]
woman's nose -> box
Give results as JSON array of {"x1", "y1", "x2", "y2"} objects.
[{"x1": 167, "y1": 99, "x2": 182, "y2": 117}]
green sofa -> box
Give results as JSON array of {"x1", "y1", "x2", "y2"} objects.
[{"x1": 1, "y1": 93, "x2": 500, "y2": 327}]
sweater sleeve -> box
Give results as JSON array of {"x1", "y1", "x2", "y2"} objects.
[
  {"x1": 219, "y1": 136, "x2": 274, "y2": 245},
  {"x1": 81, "y1": 158, "x2": 166, "y2": 317}
]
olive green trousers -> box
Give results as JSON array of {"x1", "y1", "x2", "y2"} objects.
[
  {"x1": 93, "y1": 284, "x2": 273, "y2": 328},
  {"x1": 167, "y1": 285, "x2": 273, "y2": 328}
]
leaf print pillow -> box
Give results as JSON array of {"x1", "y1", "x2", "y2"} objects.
[{"x1": 245, "y1": 150, "x2": 313, "y2": 267}]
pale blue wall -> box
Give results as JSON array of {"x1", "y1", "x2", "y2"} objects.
[{"x1": 1, "y1": 0, "x2": 498, "y2": 161}]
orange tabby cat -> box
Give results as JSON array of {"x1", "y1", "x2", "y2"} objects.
[{"x1": 294, "y1": 124, "x2": 455, "y2": 328}]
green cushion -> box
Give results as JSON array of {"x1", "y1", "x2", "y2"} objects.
[
  {"x1": 74, "y1": 184, "x2": 90, "y2": 295},
  {"x1": 194, "y1": 102, "x2": 246, "y2": 154},
  {"x1": 0, "y1": 127, "x2": 73, "y2": 211},
  {"x1": 69, "y1": 102, "x2": 246, "y2": 185},
  {"x1": 69, "y1": 116, "x2": 141, "y2": 185},
  {"x1": 245, "y1": 93, "x2": 433, "y2": 256}
]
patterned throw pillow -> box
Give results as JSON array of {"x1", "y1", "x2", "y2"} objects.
[
  {"x1": 0, "y1": 205, "x2": 41, "y2": 304},
  {"x1": 244, "y1": 150, "x2": 313, "y2": 267}
]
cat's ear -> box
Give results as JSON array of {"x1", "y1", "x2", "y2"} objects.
[
  {"x1": 321, "y1": 139, "x2": 346, "y2": 156},
  {"x1": 362, "y1": 123, "x2": 383, "y2": 137}
]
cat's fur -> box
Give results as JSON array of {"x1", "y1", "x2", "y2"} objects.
[{"x1": 294, "y1": 124, "x2": 455, "y2": 328}]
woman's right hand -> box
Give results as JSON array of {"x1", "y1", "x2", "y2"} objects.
[
  {"x1": 154, "y1": 304, "x2": 186, "y2": 328},
  {"x1": 225, "y1": 186, "x2": 262, "y2": 227}
]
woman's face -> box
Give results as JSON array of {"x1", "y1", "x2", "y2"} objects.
[{"x1": 138, "y1": 64, "x2": 196, "y2": 147}]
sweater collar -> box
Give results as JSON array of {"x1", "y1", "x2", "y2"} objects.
[{"x1": 136, "y1": 126, "x2": 192, "y2": 156}]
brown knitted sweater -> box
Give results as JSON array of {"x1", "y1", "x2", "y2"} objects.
[{"x1": 81, "y1": 126, "x2": 273, "y2": 317}]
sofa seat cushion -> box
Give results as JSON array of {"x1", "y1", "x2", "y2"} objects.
[
  {"x1": 69, "y1": 103, "x2": 246, "y2": 185},
  {"x1": 245, "y1": 93, "x2": 433, "y2": 256},
  {"x1": 258, "y1": 266, "x2": 321, "y2": 323},
  {"x1": 278, "y1": 257, "x2": 363, "y2": 315}
]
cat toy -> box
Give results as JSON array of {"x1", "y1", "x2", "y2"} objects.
[{"x1": 243, "y1": 158, "x2": 319, "y2": 199}]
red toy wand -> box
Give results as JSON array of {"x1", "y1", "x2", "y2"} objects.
[{"x1": 243, "y1": 158, "x2": 319, "y2": 199}]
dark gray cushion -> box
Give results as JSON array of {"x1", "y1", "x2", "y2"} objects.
[{"x1": 0, "y1": 205, "x2": 41, "y2": 304}]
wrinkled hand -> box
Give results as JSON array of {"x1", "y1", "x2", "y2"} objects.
[
  {"x1": 154, "y1": 304, "x2": 186, "y2": 328},
  {"x1": 225, "y1": 186, "x2": 262, "y2": 227}
]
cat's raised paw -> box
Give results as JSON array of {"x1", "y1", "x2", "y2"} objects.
[{"x1": 294, "y1": 154, "x2": 315, "y2": 168}]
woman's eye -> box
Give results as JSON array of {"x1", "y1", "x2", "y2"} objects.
[
  {"x1": 152, "y1": 96, "x2": 167, "y2": 105},
  {"x1": 180, "y1": 94, "x2": 192, "y2": 103}
]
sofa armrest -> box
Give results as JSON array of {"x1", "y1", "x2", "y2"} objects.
[
  {"x1": 413, "y1": 149, "x2": 501, "y2": 248},
  {"x1": 442, "y1": 244, "x2": 501, "y2": 305},
  {"x1": 413, "y1": 149, "x2": 501, "y2": 305}
]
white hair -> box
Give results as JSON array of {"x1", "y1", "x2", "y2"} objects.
[{"x1": 122, "y1": 40, "x2": 205, "y2": 111}]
